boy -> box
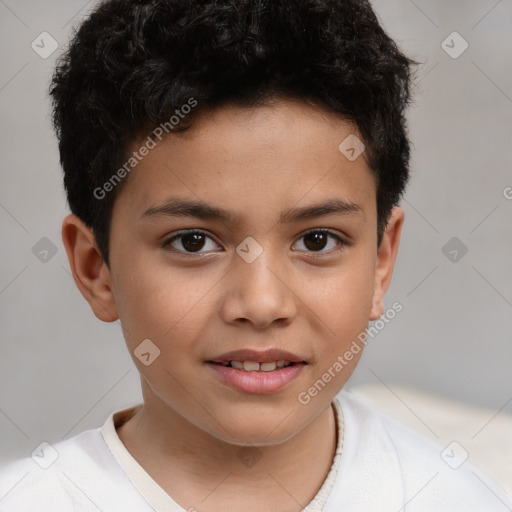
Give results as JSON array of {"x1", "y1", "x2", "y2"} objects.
[{"x1": 1, "y1": 0, "x2": 510, "y2": 510}]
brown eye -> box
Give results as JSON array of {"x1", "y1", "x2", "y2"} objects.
[
  {"x1": 293, "y1": 229, "x2": 345, "y2": 254},
  {"x1": 303, "y1": 231, "x2": 329, "y2": 251},
  {"x1": 180, "y1": 233, "x2": 206, "y2": 252},
  {"x1": 163, "y1": 230, "x2": 219, "y2": 254}
]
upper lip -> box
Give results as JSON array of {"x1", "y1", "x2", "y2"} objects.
[{"x1": 208, "y1": 348, "x2": 306, "y2": 364}]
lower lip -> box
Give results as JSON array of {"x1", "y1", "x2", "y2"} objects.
[{"x1": 205, "y1": 362, "x2": 306, "y2": 394}]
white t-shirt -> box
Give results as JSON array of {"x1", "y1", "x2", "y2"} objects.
[{"x1": 1, "y1": 390, "x2": 510, "y2": 512}]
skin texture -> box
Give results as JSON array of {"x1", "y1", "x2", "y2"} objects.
[{"x1": 62, "y1": 98, "x2": 404, "y2": 512}]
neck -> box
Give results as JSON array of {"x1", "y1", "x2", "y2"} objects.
[{"x1": 117, "y1": 381, "x2": 338, "y2": 512}]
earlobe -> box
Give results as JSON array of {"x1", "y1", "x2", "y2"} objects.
[
  {"x1": 369, "y1": 206, "x2": 404, "y2": 321},
  {"x1": 61, "y1": 214, "x2": 119, "y2": 322}
]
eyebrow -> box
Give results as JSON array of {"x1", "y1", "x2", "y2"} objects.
[{"x1": 140, "y1": 197, "x2": 365, "y2": 224}]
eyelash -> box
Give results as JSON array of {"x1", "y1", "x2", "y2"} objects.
[{"x1": 161, "y1": 228, "x2": 349, "y2": 257}]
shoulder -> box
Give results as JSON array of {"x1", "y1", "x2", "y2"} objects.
[
  {"x1": 0, "y1": 428, "x2": 104, "y2": 511},
  {"x1": 331, "y1": 390, "x2": 512, "y2": 512},
  {"x1": 0, "y1": 422, "x2": 146, "y2": 512}
]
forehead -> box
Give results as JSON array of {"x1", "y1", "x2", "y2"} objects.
[{"x1": 114, "y1": 99, "x2": 377, "y2": 225}]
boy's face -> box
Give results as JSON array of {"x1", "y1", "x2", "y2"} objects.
[{"x1": 64, "y1": 98, "x2": 403, "y2": 445}]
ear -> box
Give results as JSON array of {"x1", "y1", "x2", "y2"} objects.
[
  {"x1": 61, "y1": 214, "x2": 119, "y2": 322},
  {"x1": 369, "y1": 206, "x2": 404, "y2": 321}
]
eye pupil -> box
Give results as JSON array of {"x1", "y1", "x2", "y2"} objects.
[
  {"x1": 182, "y1": 233, "x2": 205, "y2": 252},
  {"x1": 304, "y1": 232, "x2": 328, "y2": 251}
]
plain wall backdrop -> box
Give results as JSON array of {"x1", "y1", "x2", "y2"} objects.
[{"x1": 1, "y1": 0, "x2": 511, "y2": 465}]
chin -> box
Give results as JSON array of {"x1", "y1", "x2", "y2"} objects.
[{"x1": 203, "y1": 406, "x2": 309, "y2": 447}]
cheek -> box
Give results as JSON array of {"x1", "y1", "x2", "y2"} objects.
[
  {"x1": 113, "y1": 254, "x2": 220, "y2": 351},
  {"x1": 300, "y1": 259, "x2": 373, "y2": 402},
  {"x1": 305, "y1": 252, "x2": 376, "y2": 343}
]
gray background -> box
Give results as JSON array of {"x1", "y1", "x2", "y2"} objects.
[{"x1": 1, "y1": 0, "x2": 511, "y2": 465}]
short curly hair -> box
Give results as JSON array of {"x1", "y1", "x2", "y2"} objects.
[{"x1": 50, "y1": 0, "x2": 416, "y2": 267}]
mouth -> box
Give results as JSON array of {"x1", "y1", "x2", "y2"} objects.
[
  {"x1": 206, "y1": 348, "x2": 307, "y2": 394},
  {"x1": 208, "y1": 348, "x2": 306, "y2": 366},
  {"x1": 208, "y1": 360, "x2": 298, "y2": 372}
]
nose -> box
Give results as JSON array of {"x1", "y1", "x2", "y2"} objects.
[{"x1": 219, "y1": 247, "x2": 298, "y2": 330}]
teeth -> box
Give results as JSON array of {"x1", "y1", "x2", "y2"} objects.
[
  {"x1": 242, "y1": 361, "x2": 260, "y2": 372},
  {"x1": 260, "y1": 361, "x2": 277, "y2": 372},
  {"x1": 226, "y1": 360, "x2": 293, "y2": 371}
]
